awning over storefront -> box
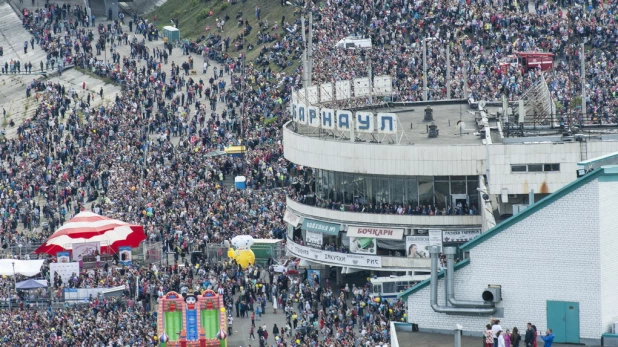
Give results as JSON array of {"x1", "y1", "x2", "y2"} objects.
[
  {"x1": 347, "y1": 226, "x2": 404, "y2": 240},
  {"x1": 301, "y1": 218, "x2": 340, "y2": 236}
]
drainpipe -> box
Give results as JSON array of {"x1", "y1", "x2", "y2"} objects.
[
  {"x1": 430, "y1": 246, "x2": 496, "y2": 315},
  {"x1": 445, "y1": 247, "x2": 495, "y2": 308}
]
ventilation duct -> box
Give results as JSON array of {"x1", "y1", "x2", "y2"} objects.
[
  {"x1": 429, "y1": 246, "x2": 496, "y2": 315},
  {"x1": 445, "y1": 247, "x2": 495, "y2": 308}
]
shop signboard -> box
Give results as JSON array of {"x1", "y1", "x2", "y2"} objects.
[
  {"x1": 347, "y1": 226, "x2": 404, "y2": 240},
  {"x1": 442, "y1": 230, "x2": 482, "y2": 243},
  {"x1": 287, "y1": 241, "x2": 382, "y2": 268}
]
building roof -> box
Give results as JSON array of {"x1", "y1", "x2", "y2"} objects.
[
  {"x1": 292, "y1": 103, "x2": 492, "y2": 145},
  {"x1": 398, "y1": 165, "x2": 618, "y2": 299}
]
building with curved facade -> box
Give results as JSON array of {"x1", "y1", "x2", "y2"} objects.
[{"x1": 283, "y1": 90, "x2": 618, "y2": 284}]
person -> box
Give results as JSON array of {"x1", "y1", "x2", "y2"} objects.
[
  {"x1": 227, "y1": 314, "x2": 233, "y2": 336},
  {"x1": 505, "y1": 329, "x2": 512, "y2": 347},
  {"x1": 492, "y1": 320, "x2": 503, "y2": 347},
  {"x1": 249, "y1": 325, "x2": 255, "y2": 340},
  {"x1": 498, "y1": 331, "x2": 506, "y2": 347},
  {"x1": 512, "y1": 327, "x2": 521, "y2": 347},
  {"x1": 532, "y1": 325, "x2": 538, "y2": 347},
  {"x1": 540, "y1": 329, "x2": 554, "y2": 347},
  {"x1": 272, "y1": 324, "x2": 279, "y2": 337},
  {"x1": 485, "y1": 324, "x2": 494, "y2": 347},
  {"x1": 525, "y1": 323, "x2": 535, "y2": 347}
]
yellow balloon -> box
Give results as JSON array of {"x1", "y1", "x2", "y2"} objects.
[
  {"x1": 375, "y1": 298, "x2": 381, "y2": 303},
  {"x1": 228, "y1": 248, "x2": 256, "y2": 269},
  {"x1": 220, "y1": 307, "x2": 226, "y2": 313}
]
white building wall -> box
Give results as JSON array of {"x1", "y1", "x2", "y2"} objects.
[
  {"x1": 283, "y1": 126, "x2": 485, "y2": 176},
  {"x1": 598, "y1": 179, "x2": 618, "y2": 332},
  {"x1": 407, "y1": 179, "x2": 602, "y2": 339}
]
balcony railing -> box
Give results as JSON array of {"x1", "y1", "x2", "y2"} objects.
[{"x1": 286, "y1": 197, "x2": 482, "y2": 227}]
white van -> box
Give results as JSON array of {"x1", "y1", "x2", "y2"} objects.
[{"x1": 335, "y1": 36, "x2": 372, "y2": 49}]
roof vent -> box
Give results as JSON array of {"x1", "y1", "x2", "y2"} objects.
[{"x1": 428, "y1": 122, "x2": 439, "y2": 138}]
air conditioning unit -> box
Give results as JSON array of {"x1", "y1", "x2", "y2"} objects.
[
  {"x1": 512, "y1": 204, "x2": 528, "y2": 215},
  {"x1": 482, "y1": 285, "x2": 502, "y2": 303}
]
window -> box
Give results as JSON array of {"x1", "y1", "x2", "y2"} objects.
[
  {"x1": 511, "y1": 164, "x2": 561, "y2": 173},
  {"x1": 544, "y1": 164, "x2": 560, "y2": 172},
  {"x1": 382, "y1": 282, "x2": 396, "y2": 294},
  {"x1": 527, "y1": 164, "x2": 543, "y2": 172}
]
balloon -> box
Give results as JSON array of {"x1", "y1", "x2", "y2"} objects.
[
  {"x1": 231, "y1": 235, "x2": 254, "y2": 250},
  {"x1": 228, "y1": 248, "x2": 256, "y2": 269},
  {"x1": 147, "y1": 211, "x2": 152, "y2": 217},
  {"x1": 223, "y1": 240, "x2": 230, "y2": 248},
  {"x1": 375, "y1": 297, "x2": 381, "y2": 303},
  {"x1": 220, "y1": 307, "x2": 226, "y2": 313}
]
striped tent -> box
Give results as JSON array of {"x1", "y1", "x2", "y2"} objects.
[{"x1": 35, "y1": 211, "x2": 146, "y2": 255}]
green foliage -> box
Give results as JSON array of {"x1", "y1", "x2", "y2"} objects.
[{"x1": 263, "y1": 116, "x2": 279, "y2": 125}]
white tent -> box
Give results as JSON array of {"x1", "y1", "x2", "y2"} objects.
[{"x1": 0, "y1": 259, "x2": 45, "y2": 277}]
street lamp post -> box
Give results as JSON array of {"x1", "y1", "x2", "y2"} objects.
[
  {"x1": 11, "y1": 261, "x2": 15, "y2": 310},
  {"x1": 422, "y1": 37, "x2": 437, "y2": 101}
]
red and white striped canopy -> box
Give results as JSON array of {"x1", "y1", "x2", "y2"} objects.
[{"x1": 35, "y1": 211, "x2": 146, "y2": 255}]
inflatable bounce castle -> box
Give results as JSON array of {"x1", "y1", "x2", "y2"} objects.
[{"x1": 157, "y1": 290, "x2": 228, "y2": 347}]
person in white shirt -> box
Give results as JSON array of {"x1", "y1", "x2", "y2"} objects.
[{"x1": 492, "y1": 320, "x2": 503, "y2": 347}]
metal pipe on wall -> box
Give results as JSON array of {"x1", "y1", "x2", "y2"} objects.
[
  {"x1": 429, "y1": 246, "x2": 496, "y2": 315},
  {"x1": 445, "y1": 247, "x2": 494, "y2": 308}
]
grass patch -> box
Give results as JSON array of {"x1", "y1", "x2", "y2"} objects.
[
  {"x1": 75, "y1": 66, "x2": 117, "y2": 86},
  {"x1": 148, "y1": 0, "x2": 300, "y2": 70}
]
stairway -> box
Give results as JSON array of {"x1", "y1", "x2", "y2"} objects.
[{"x1": 520, "y1": 73, "x2": 555, "y2": 127}]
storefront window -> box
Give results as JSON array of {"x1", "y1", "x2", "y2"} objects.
[
  {"x1": 391, "y1": 179, "x2": 404, "y2": 206},
  {"x1": 405, "y1": 178, "x2": 418, "y2": 207},
  {"x1": 305, "y1": 169, "x2": 479, "y2": 213},
  {"x1": 418, "y1": 177, "x2": 434, "y2": 207},
  {"x1": 434, "y1": 181, "x2": 450, "y2": 210}
]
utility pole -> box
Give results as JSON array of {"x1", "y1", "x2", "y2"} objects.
[
  {"x1": 423, "y1": 37, "x2": 428, "y2": 101},
  {"x1": 446, "y1": 44, "x2": 451, "y2": 99},
  {"x1": 462, "y1": 60, "x2": 468, "y2": 99},
  {"x1": 301, "y1": 13, "x2": 308, "y2": 105},
  {"x1": 580, "y1": 42, "x2": 586, "y2": 119},
  {"x1": 240, "y1": 55, "x2": 245, "y2": 139},
  {"x1": 368, "y1": 60, "x2": 373, "y2": 104},
  {"x1": 308, "y1": 12, "x2": 313, "y2": 85}
]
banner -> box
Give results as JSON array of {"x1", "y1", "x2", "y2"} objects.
[
  {"x1": 406, "y1": 236, "x2": 429, "y2": 258},
  {"x1": 305, "y1": 230, "x2": 323, "y2": 249},
  {"x1": 442, "y1": 230, "x2": 482, "y2": 243},
  {"x1": 307, "y1": 269, "x2": 321, "y2": 287},
  {"x1": 119, "y1": 246, "x2": 132, "y2": 266},
  {"x1": 57, "y1": 251, "x2": 70, "y2": 263},
  {"x1": 72, "y1": 242, "x2": 101, "y2": 261},
  {"x1": 287, "y1": 241, "x2": 381, "y2": 268},
  {"x1": 302, "y1": 218, "x2": 340, "y2": 236},
  {"x1": 50, "y1": 262, "x2": 80, "y2": 287},
  {"x1": 347, "y1": 226, "x2": 404, "y2": 240},
  {"x1": 283, "y1": 210, "x2": 302, "y2": 227},
  {"x1": 428, "y1": 230, "x2": 443, "y2": 252},
  {"x1": 349, "y1": 237, "x2": 377, "y2": 255}
]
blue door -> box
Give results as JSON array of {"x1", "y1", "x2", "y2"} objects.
[{"x1": 546, "y1": 301, "x2": 580, "y2": 344}]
